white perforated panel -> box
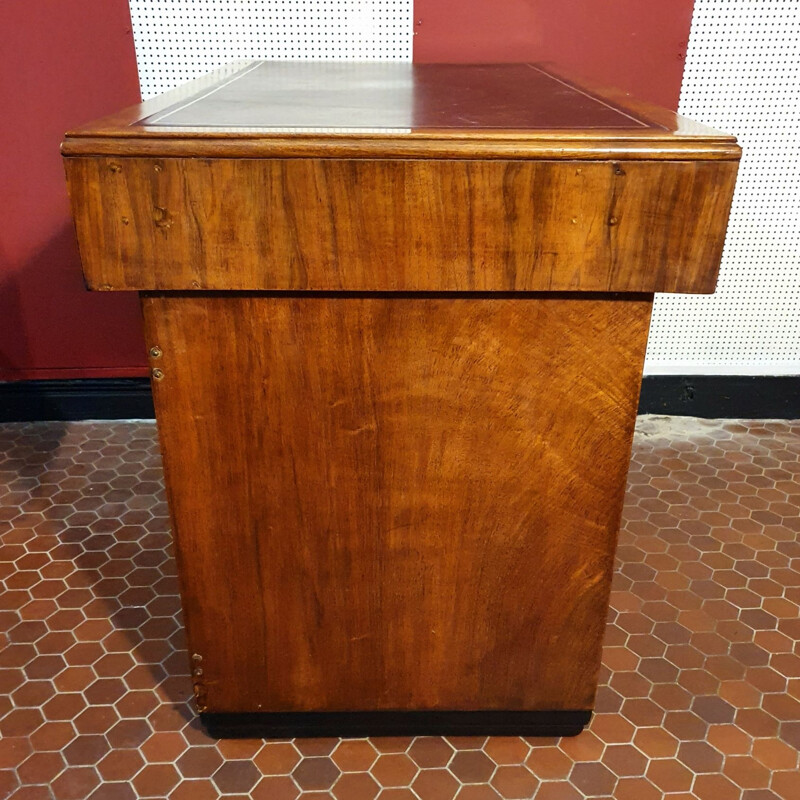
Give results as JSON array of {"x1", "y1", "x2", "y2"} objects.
[
  {"x1": 129, "y1": 0, "x2": 412, "y2": 99},
  {"x1": 646, "y1": 0, "x2": 800, "y2": 375}
]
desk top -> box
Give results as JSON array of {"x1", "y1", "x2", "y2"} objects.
[
  {"x1": 63, "y1": 61, "x2": 738, "y2": 161},
  {"x1": 139, "y1": 62, "x2": 649, "y2": 130}
]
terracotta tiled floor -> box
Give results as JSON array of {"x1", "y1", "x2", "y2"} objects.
[{"x1": 1, "y1": 416, "x2": 799, "y2": 800}]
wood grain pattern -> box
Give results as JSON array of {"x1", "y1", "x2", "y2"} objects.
[
  {"x1": 67, "y1": 157, "x2": 737, "y2": 294},
  {"x1": 143, "y1": 293, "x2": 653, "y2": 713}
]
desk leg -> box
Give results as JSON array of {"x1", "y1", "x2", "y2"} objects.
[{"x1": 142, "y1": 292, "x2": 652, "y2": 736}]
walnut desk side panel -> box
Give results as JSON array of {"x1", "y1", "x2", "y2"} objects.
[{"x1": 141, "y1": 293, "x2": 653, "y2": 714}]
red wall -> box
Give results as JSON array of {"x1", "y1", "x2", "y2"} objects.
[
  {"x1": 413, "y1": 0, "x2": 695, "y2": 110},
  {"x1": 0, "y1": 0, "x2": 148, "y2": 380}
]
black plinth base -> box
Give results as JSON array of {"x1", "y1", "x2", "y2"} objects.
[{"x1": 201, "y1": 710, "x2": 592, "y2": 739}]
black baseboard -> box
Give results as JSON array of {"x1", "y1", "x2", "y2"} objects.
[
  {"x1": 0, "y1": 378, "x2": 155, "y2": 422},
  {"x1": 1, "y1": 376, "x2": 798, "y2": 422},
  {"x1": 638, "y1": 375, "x2": 800, "y2": 419},
  {"x1": 201, "y1": 710, "x2": 591, "y2": 738}
]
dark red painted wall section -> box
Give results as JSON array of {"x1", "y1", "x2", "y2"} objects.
[
  {"x1": 0, "y1": 0, "x2": 148, "y2": 380},
  {"x1": 413, "y1": 0, "x2": 695, "y2": 110}
]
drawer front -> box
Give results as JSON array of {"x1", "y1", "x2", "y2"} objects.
[{"x1": 66, "y1": 156, "x2": 737, "y2": 293}]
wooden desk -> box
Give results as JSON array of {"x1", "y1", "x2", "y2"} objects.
[{"x1": 63, "y1": 62, "x2": 739, "y2": 737}]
